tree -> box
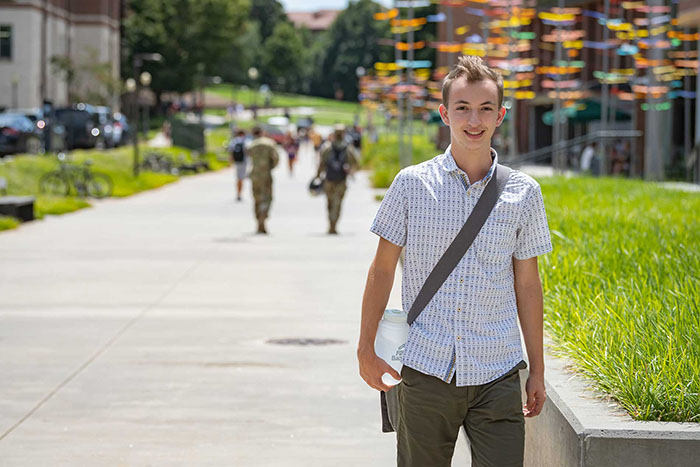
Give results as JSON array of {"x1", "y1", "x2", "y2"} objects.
[
  {"x1": 249, "y1": 0, "x2": 287, "y2": 42},
  {"x1": 123, "y1": 0, "x2": 250, "y2": 98},
  {"x1": 261, "y1": 22, "x2": 307, "y2": 93},
  {"x1": 50, "y1": 50, "x2": 122, "y2": 105},
  {"x1": 217, "y1": 21, "x2": 263, "y2": 86},
  {"x1": 312, "y1": 0, "x2": 392, "y2": 101}
]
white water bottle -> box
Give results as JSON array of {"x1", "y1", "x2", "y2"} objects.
[{"x1": 374, "y1": 309, "x2": 410, "y2": 386}]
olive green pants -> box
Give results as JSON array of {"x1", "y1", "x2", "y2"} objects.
[
  {"x1": 323, "y1": 180, "x2": 346, "y2": 225},
  {"x1": 397, "y1": 361, "x2": 527, "y2": 467}
]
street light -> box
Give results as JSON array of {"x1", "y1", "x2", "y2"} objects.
[
  {"x1": 248, "y1": 67, "x2": 259, "y2": 110},
  {"x1": 199, "y1": 75, "x2": 222, "y2": 126},
  {"x1": 356, "y1": 67, "x2": 366, "y2": 127},
  {"x1": 131, "y1": 52, "x2": 163, "y2": 177},
  {"x1": 139, "y1": 72, "x2": 152, "y2": 137},
  {"x1": 140, "y1": 71, "x2": 152, "y2": 86}
]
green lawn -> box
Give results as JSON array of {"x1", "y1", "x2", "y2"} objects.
[
  {"x1": 362, "y1": 137, "x2": 700, "y2": 422},
  {"x1": 0, "y1": 131, "x2": 230, "y2": 231},
  {"x1": 362, "y1": 131, "x2": 439, "y2": 188},
  {"x1": 205, "y1": 84, "x2": 369, "y2": 129},
  {"x1": 539, "y1": 177, "x2": 699, "y2": 422},
  {"x1": 205, "y1": 83, "x2": 361, "y2": 113}
]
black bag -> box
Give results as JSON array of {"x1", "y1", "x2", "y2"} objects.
[
  {"x1": 380, "y1": 164, "x2": 512, "y2": 433},
  {"x1": 325, "y1": 145, "x2": 348, "y2": 182},
  {"x1": 232, "y1": 141, "x2": 245, "y2": 162}
]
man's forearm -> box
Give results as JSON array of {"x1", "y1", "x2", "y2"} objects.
[
  {"x1": 358, "y1": 260, "x2": 395, "y2": 352},
  {"x1": 516, "y1": 281, "x2": 545, "y2": 375}
]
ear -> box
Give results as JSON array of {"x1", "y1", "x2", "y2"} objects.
[
  {"x1": 438, "y1": 104, "x2": 450, "y2": 126},
  {"x1": 496, "y1": 106, "x2": 506, "y2": 127}
]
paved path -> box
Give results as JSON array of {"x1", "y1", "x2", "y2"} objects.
[{"x1": 0, "y1": 143, "x2": 471, "y2": 465}]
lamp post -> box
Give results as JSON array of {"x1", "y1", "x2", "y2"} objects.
[
  {"x1": 139, "y1": 71, "x2": 152, "y2": 137},
  {"x1": 356, "y1": 66, "x2": 365, "y2": 128},
  {"x1": 200, "y1": 75, "x2": 222, "y2": 125},
  {"x1": 248, "y1": 67, "x2": 259, "y2": 111},
  {"x1": 131, "y1": 52, "x2": 163, "y2": 177}
]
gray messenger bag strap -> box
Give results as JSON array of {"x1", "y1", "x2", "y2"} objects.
[{"x1": 380, "y1": 163, "x2": 512, "y2": 433}]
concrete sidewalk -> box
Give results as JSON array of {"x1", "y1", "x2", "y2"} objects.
[{"x1": 0, "y1": 143, "x2": 470, "y2": 465}]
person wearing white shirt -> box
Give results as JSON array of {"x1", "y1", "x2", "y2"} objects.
[{"x1": 357, "y1": 55, "x2": 552, "y2": 466}]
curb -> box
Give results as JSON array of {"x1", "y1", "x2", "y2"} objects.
[{"x1": 522, "y1": 345, "x2": 700, "y2": 466}]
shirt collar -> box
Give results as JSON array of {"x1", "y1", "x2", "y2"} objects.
[{"x1": 439, "y1": 145, "x2": 499, "y2": 185}]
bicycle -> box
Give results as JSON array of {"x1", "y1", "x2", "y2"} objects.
[
  {"x1": 140, "y1": 151, "x2": 176, "y2": 174},
  {"x1": 40, "y1": 153, "x2": 113, "y2": 199}
]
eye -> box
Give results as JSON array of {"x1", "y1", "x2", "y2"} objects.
[
  {"x1": 481, "y1": 107, "x2": 493, "y2": 112},
  {"x1": 456, "y1": 106, "x2": 467, "y2": 111}
]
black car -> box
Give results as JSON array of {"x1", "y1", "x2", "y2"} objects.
[
  {"x1": 95, "y1": 106, "x2": 117, "y2": 148},
  {"x1": 0, "y1": 113, "x2": 42, "y2": 156},
  {"x1": 55, "y1": 104, "x2": 100, "y2": 150},
  {"x1": 6, "y1": 107, "x2": 66, "y2": 152},
  {"x1": 111, "y1": 112, "x2": 131, "y2": 146}
]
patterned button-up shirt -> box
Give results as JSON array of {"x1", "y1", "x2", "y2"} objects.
[{"x1": 370, "y1": 146, "x2": 552, "y2": 386}]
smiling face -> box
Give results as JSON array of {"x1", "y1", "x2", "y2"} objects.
[{"x1": 438, "y1": 77, "x2": 506, "y2": 156}]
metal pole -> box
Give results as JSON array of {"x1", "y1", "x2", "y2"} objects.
[
  {"x1": 684, "y1": 28, "x2": 691, "y2": 159},
  {"x1": 644, "y1": 0, "x2": 665, "y2": 181},
  {"x1": 407, "y1": 1, "x2": 414, "y2": 166},
  {"x1": 396, "y1": 0, "x2": 405, "y2": 168},
  {"x1": 132, "y1": 58, "x2": 141, "y2": 178},
  {"x1": 609, "y1": 0, "x2": 623, "y2": 172},
  {"x1": 601, "y1": 0, "x2": 610, "y2": 175},
  {"x1": 447, "y1": 4, "x2": 454, "y2": 67},
  {"x1": 509, "y1": 0, "x2": 518, "y2": 159},
  {"x1": 695, "y1": 34, "x2": 700, "y2": 183},
  {"x1": 553, "y1": 2, "x2": 563, "y2": 173}
]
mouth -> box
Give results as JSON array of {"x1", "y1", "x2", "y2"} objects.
[{"x1": 464, "y1": 129, "x2": 485, "y2": 140}]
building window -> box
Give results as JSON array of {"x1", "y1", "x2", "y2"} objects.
[{"x1": 0, "y1": 25, "x2": 11, "y2": 59}]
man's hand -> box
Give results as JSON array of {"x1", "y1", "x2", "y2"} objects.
[
  {"x1": 358, "y1": 346, "x2": 402, "y2": 393},
  {"x1": 523, "y1": 372, "x2": 546, "y2": 417}
]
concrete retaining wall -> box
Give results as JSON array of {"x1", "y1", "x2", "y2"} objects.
[{"x1": 522, "y1": 347, "x2": 700, "y2": 467}]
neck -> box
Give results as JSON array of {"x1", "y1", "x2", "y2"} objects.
[{"x1": 451, "y1": 144, "x2": 493, "y2": 182}]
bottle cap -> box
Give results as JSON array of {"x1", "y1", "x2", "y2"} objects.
[{"x1": 383, "y1": 308, "x2": 407, "y2": 323}]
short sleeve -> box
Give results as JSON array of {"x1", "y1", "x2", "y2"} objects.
[
  {"x1": 370, "y1": 171, "x2": 408, "y2": 247},
  {"x1": 513, "y1": 184, "x2": 552, "y2": 260}
]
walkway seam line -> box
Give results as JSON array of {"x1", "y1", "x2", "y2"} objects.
[{"x1": 0, "y1": 244, "x2": 223, "y2": 442}]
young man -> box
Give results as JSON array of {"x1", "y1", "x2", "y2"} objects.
[
  {"x1": 357, "y1": 55, "x2": 552, "y2": 466},
  {"x1": 247, "y1": 126, "x2": 279, "y2": 234},
  {"x1": 316, "y1": 124, "x2": 359, "y2": 234},
  {"x1": 228, "y1": 129, "x2": 248, "y2": 201}
]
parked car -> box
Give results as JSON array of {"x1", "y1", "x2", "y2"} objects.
[
  {"x1": 95, "y1": 106, "x2": 117, "y2": 148},
  {"x1": 0, "y1": 113, "x2": 42, "y2": 156},
  {"x1": 111, "y1": 112, "x2": 131, "y2": 146},
  {"x1": 5, "y1": 107, "x2": 66, "y2": 152},
  {"x1": 262, "y1": 117, "x2": 289, "y2": 145},
  {"x1": 55, "y1": 104, "x2": 100, "y2": 150}
]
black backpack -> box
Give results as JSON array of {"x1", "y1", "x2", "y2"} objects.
[
  {"x1": 232, "y1": 140, "x2": 245, "y2": 162},
  {"x1": 325, "y1": 145, "x2": 348, "y2": 182}
]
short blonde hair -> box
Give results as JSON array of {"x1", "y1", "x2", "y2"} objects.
[{"x1": 442, "y1": 55, "x2": 504, "y2": 109}]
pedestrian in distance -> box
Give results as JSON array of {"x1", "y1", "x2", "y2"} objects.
[
  {"x1": 357, "y1": 55, "x2": 552, "y2": 466},
  {"x1": 228, "y1": 129, "x2": 248, "y2": 201},
  {"x1": 309, "y1": 127, "x2": 323, "y2": 163},
  {"x1": 247, "y1": 126, "x2": 279, "y2": 234},
  {"x1": 316, "y1": 124, "x2": 359, "y2": 234},
  {"x1": 283, "y1": 131, "x2": 300, "y2": 176}
]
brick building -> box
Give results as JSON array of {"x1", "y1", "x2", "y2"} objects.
[{"x1": 0, "y1": 0, "x2": 122, "y2": 110}]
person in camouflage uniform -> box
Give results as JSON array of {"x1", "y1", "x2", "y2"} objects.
[
  {"x1": 316, "y1": 124, "x2": 359, "y2": 234},
  {"x1": 248, "y1": 126, "x2": 279, "y2": 234}
]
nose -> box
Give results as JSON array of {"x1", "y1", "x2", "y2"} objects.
[{"x1": 467, "y1": 109, "x2": 481, "y2": 127}]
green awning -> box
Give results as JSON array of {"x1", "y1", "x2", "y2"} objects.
[
  {"x1": 428, "y1": 110, "x2": 444, "y2": 125},
  {"x1": 543, "y1": 100, "x2": 631, "y2": 126}
]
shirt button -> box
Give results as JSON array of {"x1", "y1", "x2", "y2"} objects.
[
  {"x1": 457, "y1": 307, "x2": 461, "y2": 312},
  {"x1": 456, "y1": 336, "x2": 462, "y2": 341},
  {"x1": 460, "y1": 279, "x2": 464, "y2": 283}
]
